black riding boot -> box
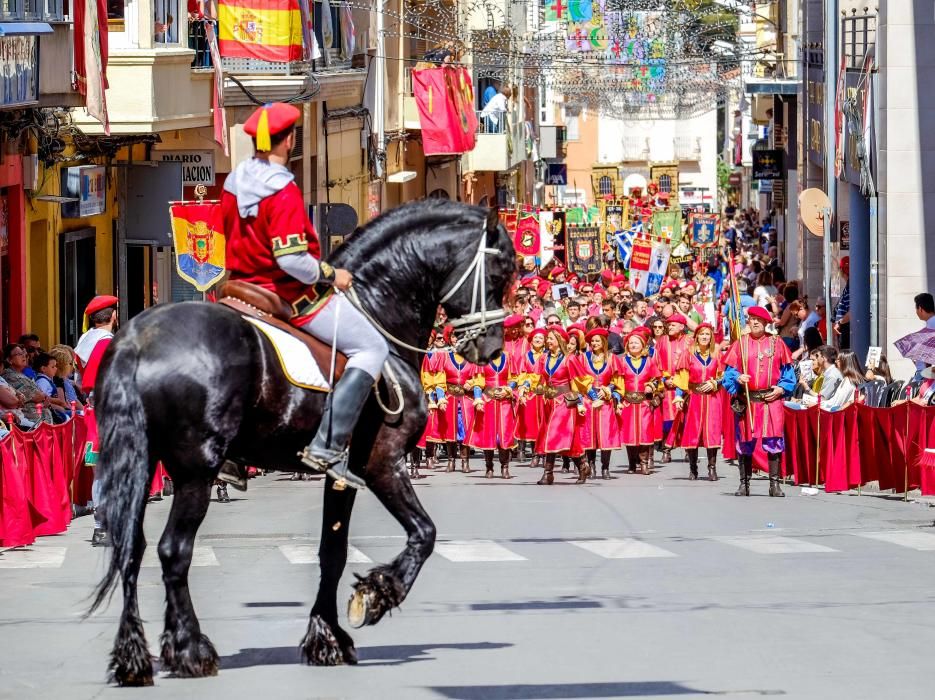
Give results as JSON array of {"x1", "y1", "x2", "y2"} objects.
[
  {"x1": 299, "y1": 368, "x2": 373, "y2": 490},
  {"x1": 216, "y1": 483, "x2": 231, "y2": 503},
  {"x1": 687, "y1": 448, "x2": 699, "y2": 480},
  {"x1": 499, "y1": 448, "x2": 512, "y2": 479},
  {"x1": 706, "y1": 448, "x2": 718, "y2": 481},
  {"x1": 461, "y1": 444, "x2": 471, "y2": 473},
  {"x1": 425, "y1": 442, "x2": 437, "y2": 470},
  {"x1": 574, "y1": 456, "x2": 590, "y2": 484},
  {"x1": 446, "y1": 441, "x2": 457, "y2": 472},
  {"x1": 601, "y1": 450, "x2": 612, "y2": 479},
  {"x1": 768, "y1": 453, "x2": 785, "y2": 497},
  {"x1": 639, "y1": 447, "x2": 652, "y2": 475},
  {"x1": 538, "y1": 454, "x2": 555, "y2": 485},
  {"x1": 561, "y1": 456, "x2": 571, "y2": 473},
  {"x1": 627, "y1": 446, "x2": 638, "y2": 473},
  {"x1": 734, "y1": 455, "x2": 751, "y2": 496},
  {"x1": 410, "y1": 448, "x2": 422, "y2": 480},
  {"x1": 484, "y1": 450, "x2": 495, "y2": 478}
]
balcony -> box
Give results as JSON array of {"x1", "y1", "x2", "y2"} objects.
[
  {"x1": 462, "y1": 109, "x2": 527, "y2": 173},
  {"x1": 620, "y1": 136, "x2": 649, "y2": 161},
  {"x1": 674, "y1": 136, "x2": 702, "y2": 161}
]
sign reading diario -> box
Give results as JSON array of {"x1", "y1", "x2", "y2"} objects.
[{"x1": 155, "y1": 150, "x2": 216, "y2": 186}]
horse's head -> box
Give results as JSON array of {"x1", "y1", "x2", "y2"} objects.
[{"x1": 439, "y1": 207, "x2": 516, "y2": 364}]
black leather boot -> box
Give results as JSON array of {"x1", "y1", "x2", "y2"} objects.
[
  {"x1": 410, "y1": 449, "x2": 422, "y2": 479},
  {"x1": 639, "y1": 447, "x2": 652, "y2": 475},
  {"x1": 687, "y1": 449, "x2": 699, "y2": 480},
  {"x1": 768, "y1": 454, "x2": 785, "y2": 497},
  {"x1": 499, "y1": 448, "x2": 512, "y2": 479},
  {"x1": 561, "y1": 456, "x2": 571, "y2": 473},
  {"x1": 216, "y1": 483, "x2": 231, "y2": 503},
  {"x1": 574, "y1": 456, "x2": 590, "y2": 484},
  {"x1": 601, "y1": 450, "x2": 612, "y2": 479},
  {"x1": 627, "y1": 446, "x2": 638, "y2": 473},
  {"x1": 461, "y1": 445, "x2": 471, "y2": 473},
  {"x1": 706, "y1": 448, "x2": 718, "y2": 481},
  {"x1": 484, "y1": 450, "x2": 495, "y2": 478},
  {"x1": 734, "y1": 455, "x2": 750, "y2": 496},
  {"x1": 537, "y1": 454, "x2": 555, "y2": 485},
  {"x1": 299, "y1": 368, "x2": 373, "y2": 490}
]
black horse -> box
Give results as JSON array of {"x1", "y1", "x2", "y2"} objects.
[{"x1": 88, "y1": 200, "x2": 515, "y2": 686}]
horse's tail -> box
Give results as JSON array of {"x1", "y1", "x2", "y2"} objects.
[{"x1": 88, "y1": 341, "x2": 151, "y2": 616}]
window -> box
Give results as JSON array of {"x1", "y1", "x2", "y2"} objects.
[
  {"x1": 154, "y1": 0, "x2": 179, "y2": 45},
  {"x1": 598, "y1": 175, "x2": 614, "y2": 197},
  {"x1": 564, "y1": 112, "x2": 579, "y2": 141},
  {"x1": 313, "y1": 0, "x2": 343, "y2": 56},
  {"x1": 658, "y1": 174, "x2": 672, "y2": 193}
]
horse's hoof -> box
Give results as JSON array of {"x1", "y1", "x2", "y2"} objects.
[
  {"x1": 109, "y1": 620, "x2": 155, "y2": 686},
  {"x1": 348, "y1": 567, "x2": 405, "y2": 628},
  {"x1": 301, "y1": 615, "x2": 354, "y2": 666},
  {"x1": 159, "y1": 631, "x2": 219, "y2": 678}
]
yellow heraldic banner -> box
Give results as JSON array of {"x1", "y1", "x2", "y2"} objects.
[
  {"x1": 218, "y1": 0, "x2": 304, "y2": 63},
  {"x1": 170, "y1": 201, "x2": 226, "y2": 292}
]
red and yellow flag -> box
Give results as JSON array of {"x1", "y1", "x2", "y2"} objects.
[
  {"x1": 218, "y1": 0, "x2": 303, "y2": 63},
  {"x1": 170, "y1": 201, "x2": 225, "y2": 292}
]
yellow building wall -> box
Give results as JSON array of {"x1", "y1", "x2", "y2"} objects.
[{"x1": 24, "y1": 150, "x2": 119, "y2": 346}]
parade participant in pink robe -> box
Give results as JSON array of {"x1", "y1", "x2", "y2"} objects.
[
  {"x1": 503, "y1": 314, "x2": 530, "y2": 378},
  {"x1": 575, "y1": 328, "x2": 623, "y2": 479},
  {"x1": 516, "y1": 327, "x2": 546, "y2": 466},
  {"x1": 466, "y1": 353, "x2": 517, "y2": 479},
  {"x1": 522, "y1": 326, "x2": 589, "y2": 485},
  {"x1": 432, "y1": 326, "x2": 479, "y2": 474},
  {"x1": 614, "y1": 330, "x2": 662, "y2": 475},
  {"x1": 654, "y1": 312, "x2": 692, "y2": 463},
  {"x1": 672, "y1": 324, "x2": 724, "y2": 481},
  {"x1": 415, "y1": 328, "x2": 446, "y2": 476},
  {"x1": 723, "y1": 306, "x2": 797, "y2": 497}
]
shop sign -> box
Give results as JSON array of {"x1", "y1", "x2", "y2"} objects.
[
  {"x1": 839, "y1": 221, "x2": 850, "y2": 250},
  {"x1": 62, "y1": 165, "x2": 107, "y2": 218},
  {"x1": 0, "y1": 36, "x2": 39, "y2": 109},
  {"x1": 751, "y1": 149, "x2": 784, "y2": 180},
  {"x1": 155, "y1": 150, "x2": 215, "y2": 186},
  {"x1": 547, "y1": 163, "x2": 568, "y2": 186}
]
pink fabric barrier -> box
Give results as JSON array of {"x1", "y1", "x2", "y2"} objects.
[{"x1": 0, "y1": 415, "x2": 90, "y2": 547}]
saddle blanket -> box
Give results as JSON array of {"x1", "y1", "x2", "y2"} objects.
[{"x1": 244, "y1": 317, "x2": 331, "y2": 392}]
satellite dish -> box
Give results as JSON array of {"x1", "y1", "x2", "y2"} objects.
[
  {"x1": 623, "y1": 173, "x2": 648, "y2": 195},
  {"x1": 798, "y1": 188, "x2": 832, "y2": 236}
]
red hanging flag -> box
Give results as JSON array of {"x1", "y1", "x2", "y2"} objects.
[
  {"x1": 412, "y1": 67, "x2": 478, "y2": 156},
  {"x1": 513, "y1": 212, "x2": 541, "y2": 257},
  {"x1": 73, "y1": 0, "x2": 109, "y2": 133}
]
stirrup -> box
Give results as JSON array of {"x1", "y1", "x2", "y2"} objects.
[{"x1": 299, "y1": 447, "x2": 366, "y2": 491}]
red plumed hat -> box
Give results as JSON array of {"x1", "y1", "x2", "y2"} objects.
[{"x1": 244, "y1": 103, "x2": 301, "y2": 151}]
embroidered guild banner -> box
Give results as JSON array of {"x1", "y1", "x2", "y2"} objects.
[
  {"x1": 565, "y1": 225, "x2": 603, "y2": 275},
  {"x1": 170, "y1": 201, "x2": 225, "y2": 291}
]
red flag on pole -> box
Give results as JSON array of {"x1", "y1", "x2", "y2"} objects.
[{"x1": 412, "y1": 67, "x2": 478, "y2": 156}]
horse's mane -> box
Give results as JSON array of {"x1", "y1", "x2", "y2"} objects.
[{"x1": 328, "y1": 199, "x2": 489, "y2": 268}]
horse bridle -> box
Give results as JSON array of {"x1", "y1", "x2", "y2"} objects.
[{"x1": 345, "y1": 225, "x2": 506, "y2": 355}]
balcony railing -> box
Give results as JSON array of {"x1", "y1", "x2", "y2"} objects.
[
  {"x1": 189, "y1": 18, "x2": 216, "y2": 69},
  {"x1": 674, "y1": 136, "x2": 701, "y2": 161},
  {"x1": 620, "y1": 137, "x2": 648, "y2": 161}
]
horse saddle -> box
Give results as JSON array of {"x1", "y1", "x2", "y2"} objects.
[{"x1": 217, "y1": 280, "x2": 347, "y2": 387}]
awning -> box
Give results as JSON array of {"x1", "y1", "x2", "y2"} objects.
[
  {"x1": 744, "y1": 78, "x2": 799, "y2": 95},
  {"x1": 0, "y1": 23, "x2": 54, "y2": 36}
]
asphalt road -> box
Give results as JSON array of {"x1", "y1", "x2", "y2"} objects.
[{"x1": 2, "y1": 452, "x2": 934, "y2": 700}]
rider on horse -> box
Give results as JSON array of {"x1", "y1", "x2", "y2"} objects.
[{"x1": 221, "y1": 102, "x2": 388, "y2": 490}]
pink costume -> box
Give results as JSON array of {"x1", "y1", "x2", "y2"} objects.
[
  {"x1": 419, "y1": 352, "x2": 445, "y2": 447},
  {"x1": 466, "y1": 355, "x2": 517, "y2": 450},
  {"x1": 532, "y1": 352, "x2": 585, "y2": 455},
  {"x1": 675, "y1": 349, "x2": 724, "y2": 449},
  {"x1": 615, "y1": 354, "x2": 662, "y2": 446},
  {"x1": 654, "y1": 333, "x2": 691, "y2": 426},
  {"x1": 431, "y1": 351, "x2": 478, "y2": 443},
  {"x1": 575, "y1": 351, "x2": 621, "y2": 450},
  {"x1": 724, "y1": 334, "x2": 793, "y2": 443},
  {"x1": 516, "y1": 347, "x2": 545, "y2": 442}
]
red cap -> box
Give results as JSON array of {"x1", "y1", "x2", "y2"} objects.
[
  {"x1": 537, "y1": 281, "x2": 551, "y2": 298},
  {"x1": 693, "y1": 323, "x2": 714, "y2": 336},
  {"x1": 585, "y1": 328, "x2": 609, "y2": 342},
  {"x1": 593, "y1": 284, "x2": 604, "y2": 295},
  {"x1": 666, "y1": 313, "x2": 688, "y2": 326},
  {"x1": 625, "y1": 330, "x2": 648, "y2": 349},
  {"x1": 527, "y1": 327, "x2": 547, "y2": 342},
  {"x1": 244, "y1": 103, "x2": 301, "y2": 151},
  {"x1": 747, "y1": 306, "x2": 772, "y2": 324},
  {"x1": 600, "y1": 269, "x2": 614, "y2": 283},
  {"x1": 83, "y1": 295, "x2": 118, "y2": 332},
  {"x1": 547, "y1": 325, "x2": 569, "y2": 342},
  {"x1": 633, "y1": 325, "x2": 653, "y2": 338},
  {"x1": 567, "y1": 326, "x2": 585, "y2": 347},
  {"x1": 549, "y1": 265, "x2": 566, "y2": 280},
  {"x1": 443, "y1": 324, "x2": 456, "y2": 345},
  {"x1": 567, "y1": 273, "x2": 579, "y2": 285},
  {"x1": 568, "y1": 322, "x2": 587, "y2": 334},
  {"x1": 504, "y1": 314, "x2": 525, "y2": 329}
]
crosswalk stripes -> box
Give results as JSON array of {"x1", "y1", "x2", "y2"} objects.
[
  {"x1": 141, "y1": 546, "x2": 219, "y2": 568},
  {"x1": 434, "y1": 539, "x2": 527, "y2": 562},
  {"x1": 7, "y1": 532, "x2": 935, "y2": 569},
  {"x1": 0, "y1": 546, "x2": 66, "y2": 569},
  {"x1": 712, "y1": 535, "x2": 838, "y2": 554},
  {"x1": 568, "y1": 538, "x2": 677, "y2": 559},
  {"x1": 854, "y1": 530, "x2": 935, "y2": 550},
  {"x1": 278, "y1": 544, "x2": 373, "y2": 564}
]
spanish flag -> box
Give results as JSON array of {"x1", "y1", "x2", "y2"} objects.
[{"x1": 218, "y1": 0, "x2": 304, "y2": 63}]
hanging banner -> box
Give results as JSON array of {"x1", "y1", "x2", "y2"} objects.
[
  {"x1": 602, "y1": 203, "x2": 625, "y2": 240},
  {"x1": 644, "y1": 242, "x2": 671, "y2": 297},
  {"x1": 412, "y1": 67, "x2": 478, "y2": 155},
  {"x1": 691, "y1": 213, "x2": 720, "y2": 247},
  {"x1": 651, "y1": 209, "x2": 682, "y2": 244},
  {"x1": 499, "y1": 208, "x2": 518, "y2": 236},
  {"x1": 514, "y1": 211, "x2": 541, "y2": 257},
  {"x1": 543, "y1": 209, "x2": 565, "y2": 266},
  {"x1": 614, "y1": 225, "x2": 638, "y2": 267},
  {"x1": 170, "y1": 201, "x2": 225, "y2": 291},
  {"x1": 565, "y1": 207, "x2": 586, "y2": 225},
  {"x1": 217, "y1": 0, "x2": 304, "y2": 63},
  {"x1": 565, "y1": 225, "x2": 603, "y2": 275}
]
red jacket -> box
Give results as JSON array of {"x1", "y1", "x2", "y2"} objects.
[{"x1": 222, "y1": 182, "x2": 325, "y2": 324}]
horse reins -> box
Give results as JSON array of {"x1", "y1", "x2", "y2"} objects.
[{"x1": 339, "y1": 225, "x2": 506, "y2": 416}]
